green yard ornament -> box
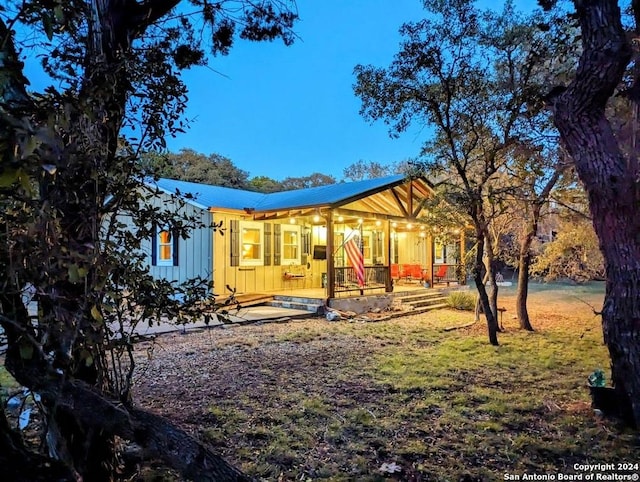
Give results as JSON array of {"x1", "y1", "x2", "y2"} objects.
[
  {"x1": 587, "y1": 369, "x2": 636, "y2": 427},
  {"x1": 588, "y1": 369, "x2": 606, "y2": 388}
]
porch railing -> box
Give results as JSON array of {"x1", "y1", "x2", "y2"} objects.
[
  {"x1": 432, "y1": 263, "x2": 464, "y2": 284},
  {"x1": 334, "y1": 265, "x2": 389, "y2": 293}
]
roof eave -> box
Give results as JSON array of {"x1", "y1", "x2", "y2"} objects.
[{"x1": 144, "y1": 182, "x2": 210, "y2": 211}]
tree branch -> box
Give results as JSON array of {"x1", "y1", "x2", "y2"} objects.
[{"x1": 133, "y1": 0, "x2": 182, "y2": 30}]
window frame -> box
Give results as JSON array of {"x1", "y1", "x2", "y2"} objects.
[
  {"x1": 281, "y1": 224, "x2": 301, "y2": 265},
  {"x1": 154, "y1": 227, "x2": 178, "y2": 267},
  {"x1": 362, "y1": 232, "x2": 373, "y2": 265},
  {"x1": 240, "y1": 221, "x2": 264, "y2": 266}
]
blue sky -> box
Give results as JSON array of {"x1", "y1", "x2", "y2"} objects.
[
  {"x1": 19, "y1": 0, "x2": 538, "y2": 182},
  {"x1": 172, "y1": 0, "x2": 430, "y2": 181},
  {"x1": 171, "y1": 0, "x2": 538, "y2": 181}
]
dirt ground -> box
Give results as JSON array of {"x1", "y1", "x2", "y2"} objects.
[{"x1": 131, "y1": 283, "x2": 636, "y2": 481}]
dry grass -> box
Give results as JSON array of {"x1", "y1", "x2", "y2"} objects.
[{"x1": 132, "y1": 282, "x2": 639, "y2": 481}]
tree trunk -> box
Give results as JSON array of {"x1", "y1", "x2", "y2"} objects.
[
  {"x1": 0, "y1": 406, "x2": 75, "y2": 482},
  {"x1": 484, "y1": 235, "x2": 499, "y2": 326},
  {"x1": 1, "y1": 6, "x2": 253, "y2": 478},
  {"x1": 549, "y1": 0, "x2": 639, "y2": 425},
  {"x1": 473, "y1": 231, "x2": 499, "y2": 345},
  {"x1": 516, "y1": 225, "x2": 540, "y2": 331},
  {"x1": 516, "y1": 233, "x2": 535, "y2": 331}
]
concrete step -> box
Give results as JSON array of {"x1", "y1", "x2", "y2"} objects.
[
  {"x1": 407, "y1": 296, "x2": 449, "y2": 309},
  {"x1": 395, "y1": 291, "x2": 445, "y2": 303},
  {"x1": 272, "y1": 295, "x2": 325, "y2": 306},
  {"x1": 411, "y1": 302, "x2": 450, "y2": 314},
  {"x1": 268, "y1": 296, "x2": 325, "y2": 315}
]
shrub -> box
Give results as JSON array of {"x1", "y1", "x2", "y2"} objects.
[
  {"x1": 531, "y1": 218, "x2": 604, "y2": 283},
  {"x1": 447, "y1": 291, "x2": 475, "y2": 311}
]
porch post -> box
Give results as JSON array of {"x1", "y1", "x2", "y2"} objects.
[
  {"x1": 426, "y1": 233, "x2": 434, "y2": 286},
  {"x1": 459, "y1": 229, "x2": 466, "y2": 285},
  {"x1": 385, "y1": 219, "x2": 392, "y2": 292},
  {"x1": 326, "y1": 210, "x2": 335, "y2": 299},
  {"x1": 430, "y1": 234, "x2": 435, "y2": 285}
]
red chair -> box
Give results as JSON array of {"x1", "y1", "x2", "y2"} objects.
[
  {"x1": 402, "y1": 264, "x2": 413, "y2": 282},
  {"x1": 434, "y1": 265, "x2": 448, "y2": 284},
  {"x1": 408, "y1": 264, "x2": 423, "y2": 282},
  {"x1": 390, "y1": 264, "x2": 400, "y2": 280}
]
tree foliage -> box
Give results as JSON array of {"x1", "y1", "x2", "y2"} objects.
[
  {"x1": 539, "y1": 0, "x2": 640, "y2": 426},
  {"x1": 280, "y1": 172, "x2": 336, "y2": 190},
  {"x1": 246, "y1": 174, "x2": 283, "y2": 192},
  {"x1": 354, "y1": 0, "x2": 567, "y2": 344},
  {"x1": 0, "y1": 0, "x2": 297, "y2": 479},
  {"x1": 342, "y1": 159, "x2": 395, "y2": 181},
  {"x1": 531, "y1": 217, "x2": 604, "y2": 283},
  {"x1": 141, "y1": 148, "x2": 250, "y2": 188}
]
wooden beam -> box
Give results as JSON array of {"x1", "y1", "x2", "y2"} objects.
[
  {"x1": 327, "y1": 210, "x2": 335, "y2": 299},
  {"x1": 390, "y1": 187, "x2": 410, "y2": 217},
  {"x1": 408, "y1": 181, "x2": 414, "y2": 217},
  {"x1": 333, "y1": 207, "x2": 408, "y2": 222},
  {"x1": 412, "y1": 198, "x2": 429, "y2": 218}
]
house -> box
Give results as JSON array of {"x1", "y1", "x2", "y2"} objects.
[{"x1": 141, "y1": 174, "x2": 465, "y2": 301}]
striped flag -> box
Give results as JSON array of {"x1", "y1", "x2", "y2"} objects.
[{"x1": 345, "y1": 235, "x2": 365, "y2": 287}]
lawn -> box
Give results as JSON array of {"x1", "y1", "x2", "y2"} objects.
[{"x1": 132, "y1": 281, "x2": 638, "y2": 481}]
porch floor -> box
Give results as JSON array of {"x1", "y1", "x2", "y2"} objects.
[{"x1": 265, "y1": 281, "x2": 451, "y2": 300}]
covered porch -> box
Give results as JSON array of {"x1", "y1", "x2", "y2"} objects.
[{"x1": 248, "y1": 175, "x2": 466, "y2": 300}]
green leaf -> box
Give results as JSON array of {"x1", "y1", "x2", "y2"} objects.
[
  {"x1": 42, "y1": 13, "x2": 53, "y2": 41},
  {"x1": 19, "y1": 343, "x2": 34, "y2": 360},
  {"x1": 0, "y1": 169, "x2": 19, "y2": 187},
  {"x1": 18, "y1": 170, "x2": 33, "y2": 195},
  {"x1": 80, "y1": 349, "x2": 94, "y2": 367},
  {"x1": 54, "y1": 5, "x2": 64, "y2": 23},
  {"x1": 90, "y1": 305, "x2": 104, "y2": 323},
  {"x1": 68, "y1": 264, "x2": 80, "y2": 283}
]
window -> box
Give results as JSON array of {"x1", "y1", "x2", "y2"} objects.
[
  {"x1": 282, "y1": 225, "x2": 301, "y2": 264},
  {"x1": 362, "y1": 233, "x2": 372, "y2": 264},
  {"x1": 373, "y1": 231, "x2": 384, "y2": 264},
  {"x1": 240, "y1": 221, "x2": 263, "y2": 266},
  {"x1": 153, "y1": 227, "x2": 178, "y2": 267},
  {"x1": 434, "y1": 239, "x2": 444, "y2": 264}
]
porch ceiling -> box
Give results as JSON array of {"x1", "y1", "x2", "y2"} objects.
[{"x1": 337, "y1": 177, "x2": 434, "y2": 219}]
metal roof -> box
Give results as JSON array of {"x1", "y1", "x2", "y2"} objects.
[
  {"x1": 150, "y1": 175, "x2": 414, "y2": 213},
  {"x1": 153, "y1": 178, "x2": 266, "y2": 211}
]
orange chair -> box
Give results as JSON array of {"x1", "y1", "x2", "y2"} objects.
[
  {"x1": 403, "y1": 265, "x2": 413, "y2": 281},
  {"x1": 408, "y1": 264, "x2": 423, "y2": 282},
  {"x1": 434, "y1": 265, "x2": 448, "y2": 284}
]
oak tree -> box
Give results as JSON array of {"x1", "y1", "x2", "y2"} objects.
[
  {"x1": 355, "y1": 0, "x2": 562, "y2": 344},
  {"x1": 543, "y1": 0, "x2": 640, "y2": 425},
  {"x1": 0, "y1": 0, "x2": 297, "y2": 479}
]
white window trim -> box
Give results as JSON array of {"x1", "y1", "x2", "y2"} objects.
[
  {"x1": 240, "y1": 221, "x2": 264, "y2": 266},
  {"x1": 281, "y1": 224, "x2": 301, "y2": 265},
  {"x1": 156, "y1": 228, "x2": 174, "y2": 267},
  {"x1": 362, "y1": 232, "x2": 373, "y2": 265}
]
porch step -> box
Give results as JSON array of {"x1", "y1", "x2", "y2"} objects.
[
  {"x1": 394, "y1": 290, "x2": 450, "y2": 311},
  {"x1": 267, "y1": 295, "x2": 326, "y2": 315},
  {"x1": 229, "y1": 293, "x2": 274, "y2": 307},
  {"x1": 409, "y1": 297, "x2": 449, "y2": 309},
  {"x1": 412, "y1": 302, "x2": 450, "y2": 313},
  {"x1": 394, "y1": 290, "x2": 447, "y2": 303}
]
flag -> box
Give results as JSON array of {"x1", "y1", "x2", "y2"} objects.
[{"x1": 345, "y1": 235, "x2": 365, "y2": 287}]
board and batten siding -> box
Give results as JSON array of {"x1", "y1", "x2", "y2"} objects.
[
  {"x1": 212, "y1": 212, "x2": 316, "y2": 295},
  {"x1": 123, "y1": 191, "x2": 213, "y2": 289}
]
